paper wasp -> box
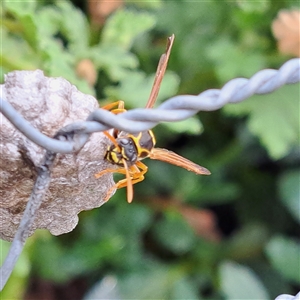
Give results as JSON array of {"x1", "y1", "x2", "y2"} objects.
[{"x1": 95, "y1": 34, "x2": 211, "y2": 203}]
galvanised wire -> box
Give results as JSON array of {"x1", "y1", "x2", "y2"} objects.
[
  {"x1": 0, "y1": 145, "x2": 57, "y2": 290},
  {"x1": 1, "y1": 58, "x2": 299, "y2": 153},
  {"x1": 0, "y1": 58, "x2": 300, "y2": 291}
]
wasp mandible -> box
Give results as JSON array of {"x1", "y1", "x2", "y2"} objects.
[{"x1": 96, "y1": 34, "x2": 211, "y2": 203}]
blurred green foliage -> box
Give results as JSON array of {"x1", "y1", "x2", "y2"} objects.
[{"x1": 1, "y1": 0, "x2": 299, "y2": 299}]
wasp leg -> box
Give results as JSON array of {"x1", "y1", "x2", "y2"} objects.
[
  {"x1": 101, "y1": 100, "x2": 125, "y2": 111},
  {"x1": 112, "y1": 162, "x2": 148, "y2": 189},
  {"x1": 101, "y1": 101, "x2": 126, "y2": 114},
  {"x1": 107, "y1": 162, "x2": 148, "y2": 203},
  {"x1": 99, "y1": 162, "x2": 149, "y2": 202},
  {"x1": 95, "y1": 167, "x2": 127, "y2": 179},
  {"x1": 95, "y1": 166, "x2": 128, "y2": 202},
  {"x1": 130, "y1": 161, "x2": 148, "y2": 186},
  {"x1": 101, "y1": 168, "x2": 129, "y2": 202},
  {"x1": 102, "y1": 131, "x2": 120, "y2": 147},
  {"x1": 101, "y1": 101, "x2": 126, "y2": 138}
]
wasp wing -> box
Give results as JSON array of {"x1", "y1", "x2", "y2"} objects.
[
  {"x1": 145, "y1": 34, "x2": 175, "y2": 109},
  {"x1": 149, "y1": 148, "x2": 211, "y2": 175}
]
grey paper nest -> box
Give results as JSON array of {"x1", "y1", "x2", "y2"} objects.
[{"x1": 0, "y1": 70, "x2": 114, "y2": 241}]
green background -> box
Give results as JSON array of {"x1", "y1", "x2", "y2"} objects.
[{"x1": 1, "y1": 0, "x2": 299, "y2": 299}]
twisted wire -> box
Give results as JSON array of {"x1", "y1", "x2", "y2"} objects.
[
  {"x1": 1, "y1": 58, "x2": 299, "y2": 153},
  {"x1": 1, "y1": 58, "x2": 299, "y2": 291}
]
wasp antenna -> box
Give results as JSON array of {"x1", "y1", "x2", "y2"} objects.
[
  {"x1": 122, "y1": 159, "x2": 133, "y2": 203},
  {"x1": 145, "y1": 34, "x2": 175, "y2": 109},
  {"x1": 103, "y1": 131, "x2": 119, "y2": 149}
]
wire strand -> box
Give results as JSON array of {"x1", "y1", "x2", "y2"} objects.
[
  {"x1": 1, "y1": 58, "x2": 299, "y2": 153},
  {"x1": 0, "y1": 58, "x2": 299, "y2": 291}
]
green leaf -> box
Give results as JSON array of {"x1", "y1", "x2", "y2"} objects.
[
  {"x1": 105, "y1": 70, "x2": 180, "y2": 107},
  {"x1": 114, "y1": 203, "x2": 153, "y2": 236},
  {"x1": 0, "y1": 27, "x2": 40, "y2": 70},
  {"x1": 225, "y1": 84, "x2": 300, "y2": 159},
  {"x1": 91, "y1": 45, "x2": 138, "y2": 81},
  {"x1": 163, "y1": 117, "x2": 203, "y2": 135},
  {"x1": 55, "y1": 1, "x2": 90, "y2": 55},
  {"x1": 40, "y1": 38, "x2": 94, "y2": 95},
  {"x1": 36, "y1": 6, "x2": 61, "y2": 38},
  {"x1": 31, "y1": 233, "x2": 124, "y2": 283},
  {"x1": 226, "y1": 223, "x2": 269, "y2": 260},
  {"x1": 0, "y1": 240, "x2": 30, "y2": 300},
  {"x1": 236, "y1": 0, "x2": 270, "y2": 12},
  {"x1": 279, "y1": 170, "x2": 300, "y2": 223},
  {"x1": 3, "y1": 0, "x2": 37, "y2": 13},
  {"x1": 207, "y1": 38, "x2": 266, "y2": 83},
  {"x1": 129, "y1": 1, "x2": 163, "y2": 9},
  {"x1": 30, "y1": 235, "x2": 66, "y2": 282},
  {"x1": 194, "y1": 181, "x2": 240, "y2": 205},
  {"x1": 265, "y1": 235, "x2": 300, "y2": 284},
  {"x1": 118, "y1": 264, "x2": 196, "y2": 299},
  {"x1": 220, "y1": 261, "x2": 270, "y2": 299},
  {"x1": 18, "y1": 14, "x2": 39, "y2": 50},
  {"x1": 152, "y1": 210, "x2": 197, "y2": 254},
  {"x1": 59, "y1": 238, "x2": 123, "y2": 278},
  {"x1": 102, "y1": 9, "x2": 156, "y2": 50},
  {"x1": 169, "y1": 277, "x2": 200, "y2": 299},
  {"x1": 119, "y1": 266, "x2": 170, "y2": 299},
  {"x1": 3, "y1": 0, "x2": 39, "y2": 50}
]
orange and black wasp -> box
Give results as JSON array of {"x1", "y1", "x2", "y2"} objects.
[{"x1": 95, "y1": 34, "x2": 211, "y2": 203}]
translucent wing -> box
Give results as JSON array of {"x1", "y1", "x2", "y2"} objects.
[
  {"x1": 145, "y1": 34, "x2": 175, "y2": 109},
  {"x1": 149, "y1": 148, "x2": 211, "y2": 175}
]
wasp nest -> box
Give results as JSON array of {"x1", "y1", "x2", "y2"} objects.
[{"x1": 0, "y1": 70, "x2": 114, "y2": 241}]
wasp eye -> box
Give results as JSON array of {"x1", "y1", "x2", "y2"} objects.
[{"x1": 119, "y1": 138, "x2": 129, "y2": 146}]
